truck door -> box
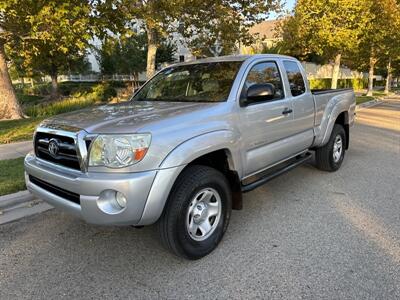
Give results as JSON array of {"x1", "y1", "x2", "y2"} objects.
[
  {"x1": 238, "y1": 60, "x2": 296, "y2": 177},
  {"x1": 281, "y1": 60, "x2": 315, "y2": 149}
]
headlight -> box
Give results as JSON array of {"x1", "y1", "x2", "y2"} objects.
[{"x1": 88, "y1": 134, "x2": 151, "y2": 168}]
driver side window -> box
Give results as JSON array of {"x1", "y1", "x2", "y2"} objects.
[{"x1": 242, "y1": 62, "x2": 284, "y2": 101}]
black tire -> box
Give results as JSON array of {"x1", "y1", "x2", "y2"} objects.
[
  {"x1": 157, "y1": 165, "x2": 232, "y2": 260},
  {"x1": 315, "y1": 124, "x2": 346, "y2": 172}
]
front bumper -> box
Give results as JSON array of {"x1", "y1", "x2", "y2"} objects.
[{"x1": 24, "y1": 153, "x2": 184, "y2": 226}]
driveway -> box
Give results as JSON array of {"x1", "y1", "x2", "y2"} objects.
[{"x1": 0, "y1": 99, "x2": 399, "y2": 299}]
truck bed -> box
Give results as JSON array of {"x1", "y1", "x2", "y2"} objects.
[{"x1": 311, "y1": 88, "x2": 353, "y2": 95}]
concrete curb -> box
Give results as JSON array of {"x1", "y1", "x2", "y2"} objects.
[
  {"x1": 0, "y1": 190, "x2": 35, "y2": 210},
  {"x1": 0, "y1": 200, "x2": 53, "y2": 225},
  {"x1": 356, "y1": 98, "x2": 381, "y2": 111}
]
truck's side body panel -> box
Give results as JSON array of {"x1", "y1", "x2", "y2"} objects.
[{"x1": 312, "y1": 89, "x2": 356, "y2": 147}]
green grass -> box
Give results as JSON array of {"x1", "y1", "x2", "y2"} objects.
[
  {"x1": 25, "y1": 96, "x2": 102, "y2": 117},
  {"x1": 0, "y1": 157, "x2": 26, "y2": 196},
  {"x1": 0, "y1": 118, "x2": 44, "y2": 144},
  {"x1": 0, "y1": 82, "x2": 122, "y2": 144},
  {"x1": 371, "y1": 91, "x2": 386, "y2": 97},
  {"x1": 356, "y1": 96, "x2": 375, "y2": 105}
]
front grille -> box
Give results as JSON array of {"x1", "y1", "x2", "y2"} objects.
[
  {"x1": 29, "y1": 175, "x2": 80, "y2": 205},
  {"x1": 35, "y1": 131, "x2": 82, "y2": 170}
]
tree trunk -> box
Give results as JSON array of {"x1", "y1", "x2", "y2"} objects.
[
  {"x1": 384, "y1": 58, "x2": 392, "y2": 95},
  {"x1": 146, "y1": 27, "x2": 158, "y2": 80},
  {"x1": 366, "y1": 56, "x2": 377, "y2": 97},
  {"x1": 0, "y1": 41, "x2": 23, "y2": 120},
  {"x1": 50, "y1": 64, "x2": 58, "y2": 98},
  {"x1": 331, "y1": 53, "x2": 341, "y2": 89}
]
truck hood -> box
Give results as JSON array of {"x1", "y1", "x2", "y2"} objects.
[{"x1": 41, "y1": 101, "x2": 216, "y2": 133}]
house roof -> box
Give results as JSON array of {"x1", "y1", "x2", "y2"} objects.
[{"x1": 249, "y1": 20, "x2": 281, "y2": 40}]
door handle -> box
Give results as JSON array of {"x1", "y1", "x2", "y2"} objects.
[{"x1": 282, "y1": 108, "x2": 293, "y2": 115}]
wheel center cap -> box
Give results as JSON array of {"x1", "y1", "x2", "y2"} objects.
[{"x1": 193, "y1": 202, "x2": 207, "y2": 223}]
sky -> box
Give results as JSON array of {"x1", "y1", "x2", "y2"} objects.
[
  {"x1": 269, "y1": 0, "x2": 296, "y2": 19},
  {"x1": 285, "y1": 0, "x2": 296, "y2": 11}
]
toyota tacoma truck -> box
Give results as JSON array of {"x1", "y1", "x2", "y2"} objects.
[{"x1": 25, "y1": 55, "x2": 356, "y2": 259}]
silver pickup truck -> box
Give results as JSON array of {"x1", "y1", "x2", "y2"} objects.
[{"x1": 25, "y1": 55, "x2": 356, "y2": 259}]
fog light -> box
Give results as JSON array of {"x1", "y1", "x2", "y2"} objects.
[
  {"x1": 116, "y1": 191, "x2": 127, "y2": 208},
  {"x1": 97, "y1": 190, "x2": 127, "y2": 214}
]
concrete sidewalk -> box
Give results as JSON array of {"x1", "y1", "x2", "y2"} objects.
[{"x1": 0, "y1": 141, "x2": 32, "y2": 160}]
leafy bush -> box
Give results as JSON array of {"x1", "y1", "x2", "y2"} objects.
[
  {"x1": 91, "y1": 82, "x2": 117, "y2": 101},
  {"x1": 23, "y1": 83, "x2": 51, "y2": 96},
  {"x1": 309, "y1": 78, "x2": 331, "y2": 89},
  {"x1": 16, "y1": 94, "x2": 44, "y2": 106},
  {"x1": 25, "y1": 97, "x2": 99, "y2": 117},
  {"x1": 23, "y1": 82, "x2": 117, "y2": 117},
  {"x1": 109, "y1": 81, "x2": 128, "y2": 88},
  {"x1": 309, "y1": 78, "x2": 368, "y2": 90},
  {"x1": 373, "y1": 80, "x2": 385, "y2": 87},
  {"x1": 58, "y1": 82, "x2": 97, "y2": 96}
]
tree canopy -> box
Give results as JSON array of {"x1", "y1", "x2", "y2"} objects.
[
  {"x1": 278, "y1": 0, "x2": 400, "y2": 92},
  {"x1": 97, "y1": 33, "x2": 176, "y2": 76},
  {"x1": 102, "y1": 0, "x2": 282, "y2": 78},
  {"x1": 278, "y1": 0, "x2": 369, "y2": 88},
  {"x1": 1, "y1": 0, "x2": 94, "y2": 119}
]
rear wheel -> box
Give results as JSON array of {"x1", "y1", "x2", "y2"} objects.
[
  {"x1": 315, "y1": 124, "x2": 346, "y2": 172},
  {"x1": 158, "y1": 165, "x2": 232, "y2": 259}
]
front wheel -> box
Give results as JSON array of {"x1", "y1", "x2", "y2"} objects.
[
  {"x1": 315, "y1": 124, "x2": 346, "y2": 172},
  {"x1": 158, "y1": 165, "x2": 232, "y2": 260}
]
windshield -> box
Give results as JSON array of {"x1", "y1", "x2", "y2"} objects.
[{"x1": 133, "y1": 62, "x2": 243, "y2": 103}]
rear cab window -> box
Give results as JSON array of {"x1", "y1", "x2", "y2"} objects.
[{"x1": 283, "y1": 61, "x2": 306, "y2": 97}]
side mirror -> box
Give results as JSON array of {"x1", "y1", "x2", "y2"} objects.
[{"x1": 243, "y1": 83, "x2": 276, "y2": 106}]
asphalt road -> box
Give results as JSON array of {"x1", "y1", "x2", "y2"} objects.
[{"x1": 1, "y1": 100, "x2": 399, "y2": 299}]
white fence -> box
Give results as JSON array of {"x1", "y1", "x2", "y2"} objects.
[{"x1": 54, "y1": 73, "x2": 147, "y2": 83}]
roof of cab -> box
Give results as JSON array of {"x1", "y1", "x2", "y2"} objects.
[{"x1": 170, "y1": 54, "x2": 297, "y2": 67}]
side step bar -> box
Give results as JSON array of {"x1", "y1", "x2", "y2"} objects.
[{"x1": 241, "y1": 153, "x2": 312, "y2": 193}]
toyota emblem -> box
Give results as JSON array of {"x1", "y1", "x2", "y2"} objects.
[{"x1": 48, "y1": 139, "x2": 60, "y2": 157}]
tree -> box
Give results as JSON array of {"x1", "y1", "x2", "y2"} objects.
[
  {"x1": 278, "y1": 0, "x2": 368, "y2": 89},
  {"x1": 97, "y1": 33, "x2": 176, "y2": 76},
  {"x1": 0, "y1": 0, "x2": 94, "y2": 119},
  {"x1": 13, "y1": 1, "x2": 93, "y2": 98},
  {"x1": 0, "y1": 0, "x2": 31, "y2": 119},
  {"x1": 102, "y1": 0, "x2": 281, "y2": 79},
  {"x1": 353, "y1": 0, "x2": 400, "y2": 96}
]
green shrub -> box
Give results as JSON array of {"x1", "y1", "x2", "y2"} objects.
[
  {"x1": 16, "y1": 94, "x2": 44, "y2": 106},
  {"x1": 309, "y1": 78, "x2": 332, "y2": 90},
  {"x1": 58, "y1": 81, "x2": 97, "y2": 96},
  {"x1": 109, "y1": 81, "x2": 127, "y2": 88},
  {"x1": 309, "y1": 78, "x2": 368, "y2": 90},
  {"x1": 25, "y1": 97, "x2": 100, "y2": 117},
  {"x1": 24, "y1": 83, "x2": 51, "y2": 96},
  {"x1": 23, "y1": 82, "x2": 117, "y2": 117},
  {"x1": 374, "y1": 80, "x2": 385, "y2": 87},
  {"x1": 91, "y1": 82, "x2": 117, "y2": 101}
]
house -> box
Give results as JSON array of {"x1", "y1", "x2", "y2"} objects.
[{"x1": 240, "y1": 20, "x2": 282, "y2": 54}]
